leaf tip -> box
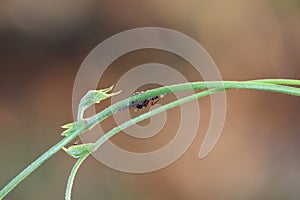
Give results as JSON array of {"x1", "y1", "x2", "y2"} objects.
[{"x1": 63, "y1": 143, "x2": 95, "y2": 158}]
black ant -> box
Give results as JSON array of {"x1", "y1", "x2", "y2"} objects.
[{"x1": 131, "y1": 91, "x2": 165, "y2": 111}]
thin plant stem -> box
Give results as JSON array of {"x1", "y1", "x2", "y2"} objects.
[
  {"x1": 1, "y1": 79, "x2": 300, "y2": 199},
  {"x1": 65, "y1": 154, "x2": 89, "y2": 200},
  {"x1": 65, "y1": 88, "x2": 223, "y2": 200},
  {"x1": 93, "y1": 88, "x2": 223, "y2": 149}
]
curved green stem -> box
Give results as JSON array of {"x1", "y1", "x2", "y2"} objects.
[
  {"x1": 88, "y1": 80, "x2": 300, "y2": 127},
  {"x1": 65, "y1": 88, "x2": 223, "y2": 198},
  {"x1": 65, "y1": 79, "x2": 300, "y2": 199},
  {"x1": 0, "y1": 132, "x2": 80, "y2": 199},
  {"x1": 65, "y1": 154, "x2": 89, "y2": 200},
  {"x1": 93, "y1": 88, "x2": 223, "y2": 149},
  {"x1": 1, "y1": 79, "x2": 300, "y2": 199}
]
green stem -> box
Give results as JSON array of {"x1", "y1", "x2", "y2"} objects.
[
  {"x1": 65, "y1": 88, "x2": 224, "y2": 199},
  {"x1": 0, "y1": 132, "x2": 79, "y2": 199},
  {"x1": 249, "y1": 79, "x2": 300, "y2": 85},
  {"x1": 88, "y1": 80, "x2": 300, "y2": 127},
  {"x1": 65, "y1": 154, "x2": 89, "y2": 200},
  {"x1": 93, "y1": 88, "x2": 223, "y2": 149},
  {"x1": 1, "y1": 79, "x2": 300, "y2": 199}
]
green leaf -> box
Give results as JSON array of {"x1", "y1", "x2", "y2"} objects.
[
  {"x1": 61, "y1": 122, "x2": 75, "y2": 129},
  {"x1": 62, "y1": 143, "x2": 95, "y2": 159},
  {"x1": 77, "y1": 85, "x2": 121, "y2": 119},
  {"x1": 61, "y1": 121, "x2": 87, "y2": 137}
]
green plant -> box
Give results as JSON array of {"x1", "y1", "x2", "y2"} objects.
[{"x1": 0, "y1": 79, "x2": 300, "y2": 200}]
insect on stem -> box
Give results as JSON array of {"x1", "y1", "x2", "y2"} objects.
[
  {"x1": 130, "y1": 91, "x2": 166, "y2": 111},
  {"x1": 115, "y1": 91, "x2": 166, "y2": 112}
]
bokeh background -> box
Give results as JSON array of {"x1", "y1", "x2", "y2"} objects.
[{"x1": 1, "y1": 0, "x2": 300, "y2": 199}]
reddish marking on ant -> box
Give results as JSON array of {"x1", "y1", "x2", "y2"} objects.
[
  {"x1": 149, "y1": 94, "x2": 165, "y2": 106},
  {"x1": 131, "y1": 91, "x2": 165, "y2": 111}
]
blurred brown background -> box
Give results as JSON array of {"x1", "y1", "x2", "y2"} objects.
[{"x1": 1, "y1": 0, "x2": 300, "y2": 199}]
